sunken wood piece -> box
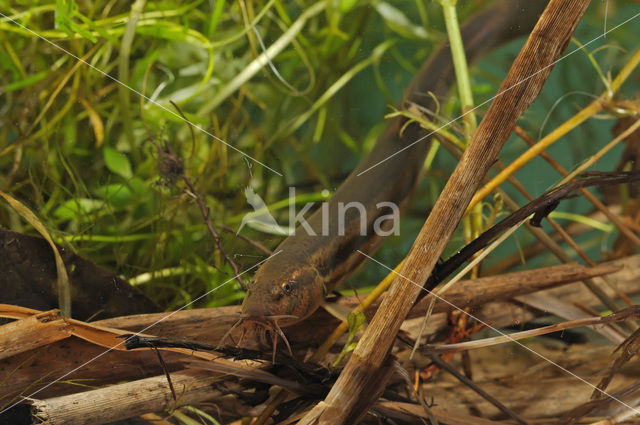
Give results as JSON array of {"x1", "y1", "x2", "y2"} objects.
[
  {"x1": 300, "y1": 1, "x2": 592, "y2": 423},
  {"x1": 0, "y1": 335, "x2": 188, "y2": 400},
  {"x1": 1, "y1": 255, "x2": 634, "y2": 401},
  {"x1": 28, "y1": 370, "x2": 229, "y2": 425},
  {"x1": 0, "y1": 228, "x2": 158, "y2": 321},
  {"x1": 0, "y1": 309, "x2": 71, "y2": 361},
  {"x1": 359, "y1": 262, "x2": 621, "y2": 318}
]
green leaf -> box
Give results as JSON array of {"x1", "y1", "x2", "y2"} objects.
[
  {"x1": 129, "y1": 177, "x2": 148, "y2": 196},
  {"x1": 54, "y1": 0, "x2": 98, "y2": 43},
  {"x1": 103, "y1": 147, "x2": 133, "y2": 179},
  {"x1": 348, "y1": 310, "x2": 365, "y2": 331},
  {"x1": 4, "y1": 71, "x2": 48, "y2": 93},
  {"x1": 97, "y1": 183, "x2": 133, "y2": 208},
  {"x1": 54, "y1": 0, "x2": 73, "y2": 32},
  {"x1": 53, "y1": 198, "x2": 106, "y2": 220},
  {"x1": 97, "y1": 177, "x2": 148, "y2": 209},
  {"x1": 332, "y1": 311, "x2": 365, "y2": 367}
]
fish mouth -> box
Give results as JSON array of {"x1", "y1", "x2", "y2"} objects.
[{"x1": 217, "y1": 314, "x2": 298, "y2": 363}]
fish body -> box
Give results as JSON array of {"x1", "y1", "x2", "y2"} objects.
[{"x1": 242, "y1": 0, "x2": 549, "y2": 327}]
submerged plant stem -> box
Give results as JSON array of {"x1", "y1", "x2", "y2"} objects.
[{"x1": 118, "y1": 0, "x2": 146, "y2": 152}]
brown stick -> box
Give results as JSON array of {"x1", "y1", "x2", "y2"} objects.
[
  {"x1": 298, "y1": 1, "x2": 591, "y2": 423},
  {"x1": 412, "y1": 262, "x2": 620, "y2": 316},
  {"x1": 0, "y1": 309, "x2": 69, "y2": 361},
  {"x1": 29, "y1": 370, "x2": 226, "y2": 425},
  {"x1": 324, "y1": 261, "x2": 620, "y2": 320}
]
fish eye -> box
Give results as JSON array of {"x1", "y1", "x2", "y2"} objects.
[{"x1": 281, "y1": 281, "x2": 293, "y2": 295}]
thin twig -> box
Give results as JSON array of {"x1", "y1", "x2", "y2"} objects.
[
  {"x1": 151, "y1": 137, "x2": 246, "y2": 290},
  {"x1": 152, "y1": 347, "x2": 177, "y2": 402},
  {"x1": 166, "y1": 101, "x2": 247, "y2": 289},
  {"x1": 181, "y1": 174, "x2": 246, "y2": 290},
  {"x1": 220, "y1": 224, "x2": 273, "y2": 255}
]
